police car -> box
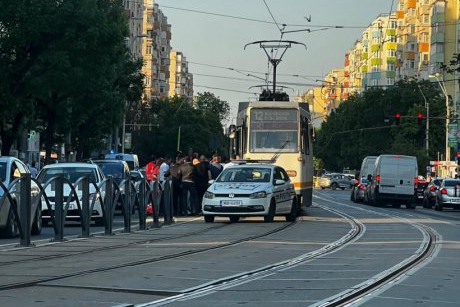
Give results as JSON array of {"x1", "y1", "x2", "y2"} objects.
[{"x1": 202, "y1": 163, "x2": 297, "y2": 223}]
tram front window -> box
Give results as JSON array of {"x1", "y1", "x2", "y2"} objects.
[{"x1": 250, "y1": 130, "x2": 298, "y2": 152}]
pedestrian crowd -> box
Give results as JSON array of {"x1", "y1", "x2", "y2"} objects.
[{"x1": 144, "y1": 151, "x2": 225, "y2": 217}]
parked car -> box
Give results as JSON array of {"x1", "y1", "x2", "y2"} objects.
[
  {"x1": 422, "y1": 177, "x2": 443, "y2": 209},
  {"x1": 434, "y1": 178, "x2": 460, "y2": 211},
  {"x1": 320, "y1": 173, "x2": 354, "y2": 190},
  {"x1": 351, "y1": 156, "x2": 377, "y2": 202},
  {"x1": 0, "y1": 157, "x2": 42, "y2": 238},
  {"x1": 37, "y1": 163, "x2": 106, "y2": 226},
  {"x1": 202, "y1": 164, "x2": 297, "y2": 223},
  {"x1": 351, "y1": 178, "x2": 369, "y2": 203},
  {"x1": 91, "y1": 159, "x2": 131, "y2": 212},
  {"x1": 367, "y1": 155, "x2": 418, "y2": 209}
]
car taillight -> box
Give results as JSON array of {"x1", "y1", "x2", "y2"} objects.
[
  {"x1": 429, "y1": 185, "x2": 435, "y2": 191},
  {"x1": 359, "y1": 184, "x2": 366, "y2": 190},
  {"x1": 375, "y1": 175, "x2": 380, "y2": 183},
  {"x1": 441, "y1": 188, "x2": 447, "y2": 195}
]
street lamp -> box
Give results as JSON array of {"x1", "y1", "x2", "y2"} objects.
[
  {"x1": 415, "y1": 83, "x2": 429, "y2": 157},
  {"x1": 429, "y1": 73, "x2": 450, "y2": 164}
]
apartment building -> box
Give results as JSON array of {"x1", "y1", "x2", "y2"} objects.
[
  {"x1": 123, "y1": 0, "x2": 171, "y2": 101},
  {"x1": 169, "y1": 50, "x2": 194, "y2": 100}
]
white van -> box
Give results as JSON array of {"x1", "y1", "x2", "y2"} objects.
[
  {"x1": 105, "y1": 153, "x2": 139, "y2": 171},
  {"x1": 351, "y1": 156, "x2": 377, "y2": 202},
  {"x1": 367, "y1": 154, "x2": 417, "y2": 208}
]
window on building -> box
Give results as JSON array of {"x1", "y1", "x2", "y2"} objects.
[
  {"x1": 387, "y1": 63, "x2": 395, "y2": 71},
  {"x1": 386, "y1": 78, "x2": 395, "y2": 86},
  {"x1": 408, "y1": 43, "x2": 416, "y2": 51},
  {"x1": 407, "y1": 60, "x2": 415, "y2": 69},
  {"x1": 371, "y1": 65, "x2": 380, "y2": 72},
  {"x1": 371, "y1": 79, "x2": 379, "y2": 86},
  {"x1": 389, "y1": 20, "x2": 397, "y2": 29},
  {"x1": 422, "y1": 14, "x2": 429, "y2": 24},
  {"x1": 409, "y1": 24, "x2": 416, "y2": 34},
  {"x1": 390, "y1": 35, "x2": 396, "y2": 43},
  {"x1": 387, "y1": 49, "x2": 396, "y2": 57}
]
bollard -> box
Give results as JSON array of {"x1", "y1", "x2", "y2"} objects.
[
  {"x1": 151, "y1": 180, "x2": 161, "y2": 228},
  {"x1": 19, "y1": 173, "x2": 32, "y2": 247},
  {"x1": 138, "y1": 179, "x2": 146, "y2": 230},
  {"x1": 163, "y1": 179, "x2": 173, "y2": 225},
  {"x1": 104, "y1": 176, "x2": 114, "y2": 235},
  {"x1": 81, "y1": 176, "x2": 91, "y2": 238},
  {"x1": 123, "y1": 179, "x2": 131, "y2": 233},
  {"x1": 54, "y1": 175, "x2": 65, "y2": 242}
]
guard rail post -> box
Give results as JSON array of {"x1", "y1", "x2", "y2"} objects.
[
  {"x1": 104, "y1": 176, "x2": 114, "y2": 235},
  {"x1": 81, "y1": 176, "x2": 90, "y2": 238},
  {"x1": 152, "y1": 180, "x2": 161, "y2": 228},
  {"x1": 123, "y1": 179, "x2": 131, "y2": 233},
  {"x1": 19, "y1": 173, "x2": 32, "y2": 247},
  {"x1": 54, "y1": 175, "x2": 65, "y2": 242},
  {"x1": 138, "y1": 179, "x2": 146, "y2": 230},
  {"x1": 163, "y1": 179, "x2": 173, "y2": 225}
]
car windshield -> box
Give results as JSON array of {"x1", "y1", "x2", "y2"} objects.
[
  {"x1": 0, "y1": 162, "x2": 7, "y2": 182},
  {"x1": 444, "y1": 180, "x2": 460, "y2": 187},
  {"x1": 216, "y1": 167, "x2": 272, "y2": 183},
  {"x1": 95, "y1": 162, "x2": 124, "y2": 179},
  {"x1": 38, "y1": 167, "x2": 98, "y2": 184}
]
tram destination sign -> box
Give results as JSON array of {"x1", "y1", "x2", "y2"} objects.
[{"x1": 250, "y1": 108, "x2": 297, "y2": 130}]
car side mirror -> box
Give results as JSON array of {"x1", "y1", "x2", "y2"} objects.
[
  {"x1": 275, "y1": 179, "x2": 285, "y2": 185},
  {"x1": 208, "y1": 179, "x2": 215, "y2": 185}
]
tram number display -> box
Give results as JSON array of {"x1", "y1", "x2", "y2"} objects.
[{"x1": 250, "y1": 109, "x2": 297, "y2": 130}]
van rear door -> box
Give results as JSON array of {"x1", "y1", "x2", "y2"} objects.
[{"x1": 379, "y1": 156, "x2": 416, "y2": 196}]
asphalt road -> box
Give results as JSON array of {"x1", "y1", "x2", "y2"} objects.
[{"x1": 0, "y1": 188, "x2": 459, "y2": 307}]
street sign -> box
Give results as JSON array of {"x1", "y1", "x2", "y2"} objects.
[
  {"x1": 124, "y1": 132, "x2": 132, "y2": 150},
  {"x1": 449, "y1": 123, "x2": 458, "y2": 147}
]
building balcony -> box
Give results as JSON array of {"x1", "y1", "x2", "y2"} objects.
[
  {"x1": 405, "y1": 51, "x2": 415, "y2": 60},
  {"x1": 370, "y1": 58, "x2": 382, "y2": 65},
  {"x1": 362, "y1": 52, "x2": 368, "y2": 60},
  {"x1": 386, "y1": 42, "x2": 397, "y2": 50},
  {"x1": 396, "y1": 10, "x2": 404, "y2": 19},
  {"x1": 386, "y1": 71, "x2": 396, "y2": 78},
  {"x1": 387, "y1": 56, "x2": 397, "y2": 63},
  {"x1": 407, "y1": 0, "x2": 416, "y2": 9},
  {"x1": 431, "y1": 13, "x2": 445, "y2": 23},
  {"x1": 419, "y1": 42, "x2": 429, "y2": 52},
  {"x1": 362, "y1": 65, "x2": 368, "y2": 73},
  {"x1": 371, "y1": 44, "x2": 381, "y2": 52},
  {"x1": 430, "y1": 53, "x2": 444, "y2": 63},
  {"x1": 370, "y1": 72, "x2": 381, "y2": 79},
  {"x1": 386, "y1": 29, "x2": 396, "y2": 36},
  {"x1": 431, "y1": 32, "x2": 445, "y2": 43}
]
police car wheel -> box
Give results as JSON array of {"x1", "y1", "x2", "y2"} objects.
[{"x1": 264, "y1": 200, "x2": 276, "y2": 223}]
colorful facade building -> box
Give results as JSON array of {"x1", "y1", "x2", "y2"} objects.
[{"x1": 169, "y1": 50, "x2": 194, "y2": 100}]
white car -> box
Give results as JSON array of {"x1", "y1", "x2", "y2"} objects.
[
  {"x1": 37, "y1": 163, "x2": 106, "y2": 226},
  {"x1": 0, "y1": 156, "x2": 42, "y2": 238},
  {"x1": 202, "y1": 164, "x2": 297, "y2": 223}
]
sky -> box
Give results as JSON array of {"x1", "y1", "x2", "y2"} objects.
[{"x1": 158, "y1": 0, "x2": 394, "y2": 124}]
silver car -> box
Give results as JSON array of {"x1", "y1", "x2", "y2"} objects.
[
  {"x1": 0, "y1": 157, "x2": 42, "y2": 238},
  {"x1": 320, "y1": 173, "x2": 354, "y2": 190},
  {"x1": 434, "y1": 178, "x2": 460, "y2": 211}
]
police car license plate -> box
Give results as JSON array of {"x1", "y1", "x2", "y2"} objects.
[{"x1": 221, "y1": 200, "x2": 242, "y2": 206}]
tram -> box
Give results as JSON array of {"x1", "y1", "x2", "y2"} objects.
[{"x1": 233, "y1": 91, "x2": 314, "y2": 208}]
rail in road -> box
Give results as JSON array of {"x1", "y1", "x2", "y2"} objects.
[{"x1": 0, "y1": 191, "x2": 448, "y2": 307}]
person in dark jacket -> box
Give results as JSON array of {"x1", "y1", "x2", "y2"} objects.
[
  {"x1": 178, "y1": 156, "x2": 198, "y2": 215},
  {"x1": 195, "y1": 155, "x2": 211, "y2": 211}
]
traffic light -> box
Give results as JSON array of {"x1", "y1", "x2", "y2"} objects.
[
  {"x1": 417, "y1": 113, "x2": 423, "y2": 125},
  {"x1": 395, "y1": 113, "x2": 401, "y2": 125},
  {"x1": 229, "y1": 124, "x2": 236, "y2": 139}
]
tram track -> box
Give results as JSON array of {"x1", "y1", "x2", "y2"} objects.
[
  {"x1": 309, "y1": 194, "x2": 441, "y2": 307},
  {"x1": 0, "y1": 218, "x2": 298, "y2": 292}
]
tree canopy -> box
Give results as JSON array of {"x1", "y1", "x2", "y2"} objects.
[{"x1": 315, "y1": 80, "x2": 446, "y2": 173}]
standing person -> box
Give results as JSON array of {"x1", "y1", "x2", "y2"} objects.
[
  {"x1": 166, "y1": 158, "x2": 182, "y2": 216},
  {"x1": 178, "y1": 156, "x2": 197, "y2": 215},
  {"x1": 209, "y1": 153, "x2": 223, "y2": 179},
  {"x1": 145, "y1": 156, "x2": 156, "y2": 182},
  {"x1": 195, "y1": 155, "x2": 212, "y2": 212},
  {"x1": 159, "y1": 157, "x2": 171, "y2": 186},
  {"x1": 29, "y1": 161, "x2": 38, "y2": 177}
]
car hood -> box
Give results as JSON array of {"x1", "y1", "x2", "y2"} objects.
[{"x1": 210, "y1": 182, "x2": 271, "y2": 193}]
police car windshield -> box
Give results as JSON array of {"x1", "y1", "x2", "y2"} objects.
[{"x1": 216, "y1": 167, "x2": 271, "y2": 183}]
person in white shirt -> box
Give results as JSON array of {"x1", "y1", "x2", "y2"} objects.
[{"x1": 159, "y1": 157, "x2": 171, "y2": 184}]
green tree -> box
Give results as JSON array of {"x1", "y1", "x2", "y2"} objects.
[
  {"x1": 0, "y1": 0, "x2": 143, "y2": 161},
  {"x1": 315, "y1": 80, "x2": 445, "y2": 173},
  {"x1": 194, "y1": 92, "x2": 230, "y2": 122}
]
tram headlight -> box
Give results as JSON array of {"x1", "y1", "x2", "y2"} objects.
[{"x1": 250, "y1": 191, "x2": 267, "y2": 199}]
